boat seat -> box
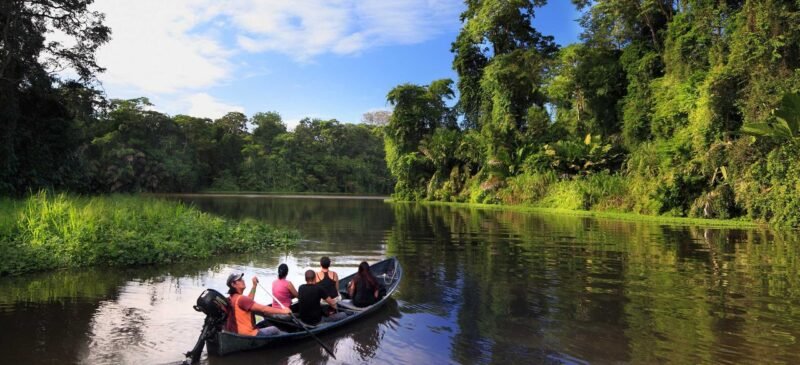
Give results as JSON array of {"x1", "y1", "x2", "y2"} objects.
[{"x1": 338, "y1": 299, "x2": 369, "y2": 312}]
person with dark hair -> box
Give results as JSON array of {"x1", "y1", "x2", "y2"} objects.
[
  {"x1": 298, "y1": 269, "x2": 346, "y2": 325},
  {"x1": 225, "y1": 272, "x2": 291, "y2": 336},
  {"x1": 347, "y1": 262, "x2": 381, "y2": 307},
  {"x1": 271, "y1": 263, "x2": 298, "y2": 309},
  {"x1": 315, "y1": 256, "x2": 340, "y2": 301}
]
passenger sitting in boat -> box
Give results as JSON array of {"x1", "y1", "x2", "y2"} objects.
[
  {"x1": 225, "y1": 272, "x2": 291, "y2": 336},
  {"x1": 271, "y1": 264, "x2": 298, "y2": 309},
  {"x1": 315, "y1": 256, "x2": 340, "y2": 301},
  {"x1": 298, "y1": 270, "x2": 347, "y2": 325},
  {"x1": 347, "y1": 261, "x2": 382, "y2": 307}
]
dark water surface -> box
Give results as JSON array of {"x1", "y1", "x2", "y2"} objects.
[{"x1": 2, "y1": 196, "x2": 800, "y2": 364}]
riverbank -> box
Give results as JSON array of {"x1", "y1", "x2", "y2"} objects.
[
  {"x1": 0, "y1": 192, "x2": 300, "y2": 275},
  {"x1": 388, "y1": 199, "x2": 763, "y2": 228}
]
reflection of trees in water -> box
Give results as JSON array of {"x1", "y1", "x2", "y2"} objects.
[
  {"x1": 386, "y1": 202, "x2": 800, "y2": 364},
  {"x1": 0, "y1": 298, "x2": 100, "y2": 364},
  {"x1": 0, "y1": 267, "x2": 127, "y2": 363},
  {"x1": 348, "y1": 299, "x2": 402, "y2": 362},
  {"x1": 173, "y1": 196, "x2": 395, "y2": 247},
  {"x1": 0, "y1": 260, "x2": 232, "y2": 364}
]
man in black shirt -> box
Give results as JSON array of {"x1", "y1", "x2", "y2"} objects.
[{"x1": 297, "y1": 269, "x2": 346, "y2": 325}]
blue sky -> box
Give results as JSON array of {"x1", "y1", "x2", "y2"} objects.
[{"x1": 90, "y1": 1, "x2": 582, "y2": 128}]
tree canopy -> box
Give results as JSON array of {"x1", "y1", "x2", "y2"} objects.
[
  {"x1": 384, "y1": 0, "x2": 800, "y2": 226},
  {"x1": 0, "y1": 1, "x2": 393, "y2": 196}
]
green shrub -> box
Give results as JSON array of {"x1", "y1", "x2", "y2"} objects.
[
  {"x1": 497, "y1": 171, "x2": 557, "y2": 205},
  {"x1": 738, "y1": 143, "x2": 800, "y2": 226},
  {"x1": 210, "y1": 170, "x2": 240, "y2": 191},
  {"x1": 690, "y1": 184, "x2": 737, "y2": 219},
  {"x1": 576, "y1": 172, "x2": 631, "y2": 211},
  {"x1": 653, "y1": 173, "x2": 707, "y2": 216},
  {"x1": 0, "y1": 192, "x2": 299, "y2": 275},
  {"x1": 537, "y1": 181, "x2": 585, "y2": 210},
  {"x1": 525, "y1": 134, "x2": 625, "y2": 176}
]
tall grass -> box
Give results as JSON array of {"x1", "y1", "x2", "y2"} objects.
[
  {"x1": 0, "y1": 191, "x2": 299, "y2": 275},
  {"x1": 497, "y1": 171, "x2": 558, "y2": 205},
  {"x1": 493, "y1": 171, "x2": 631, "y2": 211}
]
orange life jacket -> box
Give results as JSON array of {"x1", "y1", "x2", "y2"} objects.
[{"x1": 230, "y1": 294, "x2": 258, "y2": 336}]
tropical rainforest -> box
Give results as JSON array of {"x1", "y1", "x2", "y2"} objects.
[
  {"x1": 0, "y1": 1, "x2": 391, "y2": 196},
  {"x1": 3, "y1": 1, "x2": 800, "y2": 226},
  {"x1": 384, "y1": 0, "x2": 800, "y2": 226}
]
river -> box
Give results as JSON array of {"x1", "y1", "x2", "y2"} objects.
[{"x1": 1, "y1": 195, "x2": 799, "y2": 364}]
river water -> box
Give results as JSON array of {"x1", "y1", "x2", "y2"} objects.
[{"x1": 1, "y1": 195, "x2": 800, "y2": 364}]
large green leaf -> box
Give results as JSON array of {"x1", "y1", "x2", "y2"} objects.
[
  {"x1": 775, "y1": 92, "x2": 800, "y2": 137},
  {"x1": 740, "y1": 123, "x2": 777, "y2": 137},
  {"x1": 774, "y1": 117, "x2": 795, "y2": 140},
  {"x1": 741, "y1": 92, "x2": 800, "y2": 143}
]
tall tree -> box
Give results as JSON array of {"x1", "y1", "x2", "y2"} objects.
[
  {"x1": 0, "y1": 0, "x2": 110, "y2": 194},
  {"x1": 384, "y1": 80, "x2": 456, "y2": 199},
  {"x1": 251, "y1": 111, "x2": 286, "y2": 153},
  {"x1": 89, "y1": 98, "x2": 196, "y2": 192},
  {"x1": 454, "y1": 0, "x2": 558, "y2": 176}
]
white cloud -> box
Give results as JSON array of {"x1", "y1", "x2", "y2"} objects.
[
  {"x1": 92, "y1": 0, "x2": 232, "y2": 94},
  {"x1": 227, "y1": 0, "x2": 462, "y2": 60},
  {"x1": 88, "y1": 0, "x2": 462, "y2": 116},
  {"x1": 283, "y1": 117, "x2": 303, "y2": 132},
  {"x1": 184, "y1": 93, "x2": 244, "y2": 119}
]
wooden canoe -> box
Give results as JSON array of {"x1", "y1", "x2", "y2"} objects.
[{"x1": 206, "y1": 257, "x2": 402, "y2": 357}]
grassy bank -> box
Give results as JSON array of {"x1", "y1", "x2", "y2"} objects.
[
  {"x1": 0, "y1": 192, "x2": 299, "y2": 276},
  {"x1": 389, "y1": 199, "x2": 761, "y2": 228},
  {"x1": 398, "y1": 168, "x2": 793, "y2": 228}
]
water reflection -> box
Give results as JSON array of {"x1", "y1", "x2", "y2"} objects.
[
  {"x1": 2, "y1": 196, "x2": 800, "y2": 364},
  {"x1": 175, "y1": 195, "x2": 395, "y2": 247},
  {"x1": 387, "y1": 202, "x2": 800, "y2": 364}
]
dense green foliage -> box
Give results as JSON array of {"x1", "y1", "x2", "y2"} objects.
[
  {"x1": 0, "y1": 1, "x2": 388, "y2": 275},
  {"x1": 385, "y1": 0, "x2": 800, "y2": 226},
  {"x1": 84, "y1": 98, "x2": 392, "y2": 194},
  {"x1": 0, "y1": 192, "x2": 299, "y2": 275},
  {"x1": 2, "y1": 94, "x2": 392, "y2": 195},
  {"x1": 0, "y1": 0, "x2": 110, "y2": 195},
  {"x1": 0, "y1": 1, "x2": 392, "y2": 196}
]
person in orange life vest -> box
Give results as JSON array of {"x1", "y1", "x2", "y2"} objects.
[{"x1": 225, "y1": 272, "x2": 291, "y2": 336}]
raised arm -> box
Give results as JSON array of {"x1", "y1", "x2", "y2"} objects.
[{"x1": 249, "y1": 276, "x2": 258, "y2": 299}]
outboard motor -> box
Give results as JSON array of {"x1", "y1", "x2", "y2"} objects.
[
  {"x1": 194, "y1": 288, "x2": 229, "y2": 319},
  {"x1": 183, "y1": 289, "x2": 229, "y2": 364}
]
